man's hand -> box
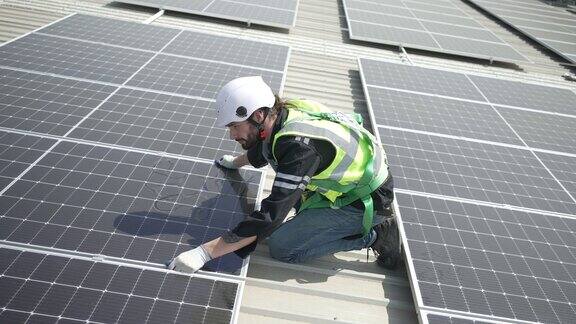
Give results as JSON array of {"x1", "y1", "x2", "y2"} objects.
[
  {"x1": 216, "y1": 155, "x2": 238, "y2": 169},
  {"x1": 167, "y1": 245, "x2": 212, "y2": 273}
]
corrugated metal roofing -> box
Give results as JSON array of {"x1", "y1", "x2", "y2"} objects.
[{"x1": 0, "y1": 0, "x2": 574, "y2": 323}]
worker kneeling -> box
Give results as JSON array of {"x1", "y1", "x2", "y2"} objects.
[{"x1": 168, "y1": 76, "x2": 399, "y2": 273}]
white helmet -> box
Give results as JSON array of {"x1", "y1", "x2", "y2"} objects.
[{"x1": 215, "y1": 76, "x2": 275, "y2": 127}]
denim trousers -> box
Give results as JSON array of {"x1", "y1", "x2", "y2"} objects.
[{"x1": 267, "y1": 205, "x2": 384, "y2": 263}]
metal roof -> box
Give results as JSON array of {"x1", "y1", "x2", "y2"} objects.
[{"x1": 1, "y1": 0, "x2": 574, "y2": 323}]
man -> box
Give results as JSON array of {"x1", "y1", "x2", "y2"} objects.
[{"x1": 168, "y1": 76, "x2": 399, "y2": 273}]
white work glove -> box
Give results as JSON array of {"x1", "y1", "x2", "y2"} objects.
[
  {"x1": 216, "y1": 155, "x2": 238, "y2": 169},
  {"x1": 167, "y1": 245, "x2": 212, "y2": 273}
]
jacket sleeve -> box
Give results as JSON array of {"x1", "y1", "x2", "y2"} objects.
[
  {"x1": 246, "y1": 142, "x2": 268, "y2": 168},
  {"x1": 224, "y1": 136, "x2": 322, "y2": 258}
]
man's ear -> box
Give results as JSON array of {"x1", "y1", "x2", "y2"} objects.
[{"x1": 253, "y1": 108, "x2": 266, "y2": 123}]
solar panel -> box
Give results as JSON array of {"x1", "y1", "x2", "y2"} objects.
[
  {"x1": 0, "y1": 33, "x2": 154, "y2": 84},
  {"x1": 360, "y1": 59, "x2": 485, "y2": 101},
  {"x1": 37, "y1": 14, "x2": 180, "y2": 51},
  {"x1": 126, "y1": 54, "x2": 284, "y2": 99},
  {"x1": 0, "y1": 131, "x2": 55, "y2": 192},
  {"x1": 411, "y1": 9, "x2": 485, "y2": 29},
  {"x1": 0, "y1": 68, "x2": 117, "y2": 136},
  {"x1": 359, "y1": 58, "x2": 576, "y2": 323},
  {"x1": 360, "y1": 58, "x2": 576, "y2": 116},
  {"x1": 367, "y1": 87, "x2": 524, "y2": 145},
  {"x1": 469, "y1": 75, "x2": 576, "y2": 115},
  {"x1": 522, "y1": 28, "x2": 574, "y2": 44},
  {"x1": 432, "y1": 34, "x2": 527, "y2": 62},
  {"x1": 68, "y1": 88, "x2": 243, "y2": 161},
  {"x1": 347, "y1": 20, "x2": 438, "y2": 48},
  {"x1": 468, "y1": 0, "x2": 576, "y2": 63},
  {"x1": 0, "y1": 13, "x2": 288, "y2": 323},
  {"x1": 164, "y1": 30, "x2": 290, "y2": 71},
  {"x1": 536, "y1": 152, "x2": 576, "y2": 197},
  {"x1": 496, "y1": 108, "x2": 576, "y2": 155},
  {"x1": 115, "y1": 0, "x2": 299, "y2": 29},
  {"x1": 423, "y1": 310, "x2": 497, "y2": 324},
  {"x1": 419, "y1": 20, "x2": 501, "y2": 43},
  {"x1": 397, "y1": 193, "x2": 576, "y2": 324},
  {"x1": 0, "y1": 140, "x2": 261, "y2": 275},
  {"x1": 379, "y1": 127, "x2": 576, "y2": 215},
  {"x1": 342, "y1": 0, "x2": 527, "y2": 62},
  {"x1": 403, "y1": 0, "x2": 464, "y2": 16},
  {"x1": 0, "y1": 247, "x2": 241, "y2": 323},
  {"x1": 346, "y1": 0, "x2": 414, "y2": 18},
  {"x1": 0, "y1": 14, "x2": 289, "y2": 159}
]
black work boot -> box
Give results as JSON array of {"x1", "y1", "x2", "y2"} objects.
[{"x1": 370, "y1": 217, "x2": 401, "y2": 270}]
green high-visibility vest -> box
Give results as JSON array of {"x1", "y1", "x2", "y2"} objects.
[{"x1": 269, "y1": 99, "x2": 390, "y2": 236}]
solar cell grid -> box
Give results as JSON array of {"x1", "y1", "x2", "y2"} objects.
[
  {"x1": 38, "y1": 14, "x2": 180, "y2": 51},
  {"x1": 0, "y1": 140, "x2": 261, "y2": 275},
  {"x1": 496, "y1": 108, "x2": 576, "y2": 155},
  {"x1": 163, "y1": 30, "x2": 290, "y2": 71},
  {"x1": 131, "y1": 0, "x2": 213, "y2": 11},
  {"x1": 348, "y1": 20, "x2": 438, "y2": 48},
  {"x1": 469, "y1": 0, "x2": 576, "y2": 63},
  {"x1": 403, "y1": 1, "x2": 465, "y2": 16},
  {"x1": 379, "y1": 127, "x2": 576, "y2": 215},
  {"x1": 0, "y1": 13, "x2": 291, "y2": 324},
  {"x1": 426, "y1": 312, "x2": 494, "y2": 324},
  {"x1": 360, "y1": 59, "x2": 485, "y2": 101},
  {"x1": 360, "y1": 58, "x2": 576, "y2": 324},
  {"x1": 419, "y1": 20, "x2": 502, "y2": 43},
  {"x1": 522, "y1": 27, "x2": 575, "y2": 44},
  {"x1": 233, "y1": 0, "x2": 297, "y2": 11},
  {"x1": 468, "y1": 75, "x2": 576, "y2": 115},
  {"x1": 346, "y1": 10, "x2": 425, "y2": 30},
  {"x1": 411, "y1": 10, "x2": 484, "y2": 29},
  {"x1": 0, "y1": 131, "x2": 55, "y2": 192},
  {"x1": 479, "y1": 1, "x2": 576, "y2": 24},
  {"x1": 343, "y1": 0, "x2": 527, "y2": 62},
  {"x1": 0, "y1": 68, "x2": 117, "y2": 136},
  {"x1": 405, "y1": 0, "x2": 455, "y2": 8},
  {"x1": 361, "y1": 60, "x2": 576, "y2": 150},
  {"x1": 503, "y1": 16, "x2": 570, "y2": 33},
  {"x1": 346, "y1": 0, "x2": 415, "y2": 18},
  {"x1": 127, "y1": 54, "x2": 284, "y2": 99},
  {"x1": 432, "y1": 34, "x2": 529, "y2": 62},
  {"x1": 0, "y1": 247, "x2": 239, "y2": 323},
  {"x1": 491, "y1": 0, "x2": 562, "y2": 11},
  {"x1": 0, "y1": 33, "x2": 154, "y2": 84},
  {"x1": 115, "y1": 0, "x2": 298, "y2": 29},
  {"x1": 536, "y1": 153, "x2": 576, "y2": 198},
  {"x1": 367, "y1": 87, "x2": 523, "y2": 145},
  {"x1": 69, "y1": 87, "x2": 243, "y2": 161},
  {"x1": 398, "y1": 193, "x2": 576, "y2": 324},
  {"x1": 541, "y1": 39, "x2": 576, "y2": 55},
  {"x1": 205, "y1": 0, "x2": 295, "y2": 27}
]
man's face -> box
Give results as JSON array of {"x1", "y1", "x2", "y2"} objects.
[{"x1": 228, "y1": 120, "x2": 259, "y2": 150}]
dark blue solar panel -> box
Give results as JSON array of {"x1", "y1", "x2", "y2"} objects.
[
  {"x1": 0, "y1": 248, "x2": 239, "y2": 323},
  {"x1": 0, "y1": 141, "x2": 261, "y2": 275},
  {"x1": 398, "y1": 193, "x2": 576, "y2": 324}
]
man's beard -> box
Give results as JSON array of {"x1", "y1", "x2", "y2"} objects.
[{"x1": 239, "y1": 129, "x2": 259, "y2": 150}]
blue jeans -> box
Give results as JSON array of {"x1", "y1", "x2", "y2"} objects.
[{"x1": 267, "y1": 205, "x2": 384, "y2": 263}]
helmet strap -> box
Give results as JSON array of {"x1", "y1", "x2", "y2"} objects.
[{"x1": 249, "y1": 108, "x2": 269, "y2": 141}]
